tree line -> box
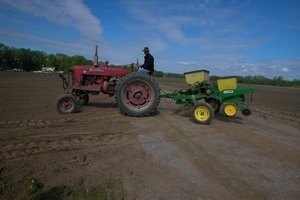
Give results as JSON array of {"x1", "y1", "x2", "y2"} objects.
[
  {"x1": 0, "y1": 43, "x2": 299, "y2": 87},
  {"x1": 163, "y1": 74, "x2": 300, "y2": 87},
  {"x1": 0, "y1": 43, "x2": 92, "y2": 72}
]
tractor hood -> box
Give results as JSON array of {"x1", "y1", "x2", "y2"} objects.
[{"x1": 72, "y1": 65, "x2": 129, "y2": 76}]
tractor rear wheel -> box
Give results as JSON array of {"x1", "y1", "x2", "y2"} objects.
[
  {"x1": 115, "y1": 72, "x2": 160, "y2": 116},
  {"x1": 55, "y1": 94, "x2": 78, "y2": 114},
  {"x1": 191, "y1": 102, "x2": 214, "y2": 124}
]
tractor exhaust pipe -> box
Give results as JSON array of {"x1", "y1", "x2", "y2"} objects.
[{"x1": 94, "y1": 45, "x2": 98, "y2": 67}]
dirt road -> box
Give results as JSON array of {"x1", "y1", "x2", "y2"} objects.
[{"x1": 0, "y1": 72, "x2": 299, "y2": 199}]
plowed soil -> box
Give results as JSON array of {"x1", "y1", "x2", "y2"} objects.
[{"x1": 0, "y1": 72, "x2": 299, "y2": 200}]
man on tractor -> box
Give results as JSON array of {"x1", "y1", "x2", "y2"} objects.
[{"x1": 138, "y1": 47, "x2": 154, "y2": 75}]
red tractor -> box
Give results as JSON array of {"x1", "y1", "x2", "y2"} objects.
[{"x1": 55, "y1": 46, "x2": 160, "y2": 116}]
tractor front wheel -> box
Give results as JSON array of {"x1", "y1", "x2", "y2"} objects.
[
  {"x1": 191, "y1": 102, "x2": 214, "y2": 125},
  {"x1": 55, "y1": 94, "x2": 78, "y2": 114}
]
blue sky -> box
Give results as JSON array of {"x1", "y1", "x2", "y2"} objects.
[{"x1": 0, "y1": 0, "x2": 299, "y2": 80}]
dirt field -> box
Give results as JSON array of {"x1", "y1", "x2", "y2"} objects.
[{"x1": 0, "y1": 72, "x2": 299, "y2": 200}]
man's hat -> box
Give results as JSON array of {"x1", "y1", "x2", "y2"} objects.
[{"x1": 142, "y1": 47, "x2": 150, "y2": 52}]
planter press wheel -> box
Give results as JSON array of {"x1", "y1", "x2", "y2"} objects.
[
  {"x1": 115, "y1": 73, "x2": 160, "y2": 116},
  {"x1": 220, "y1": 103, "x2": 238, "y2": 117},
  {"x1": 55, "y1": 94, "x2": 78, "y2": 114},
  {"x1": 191, "y1": 102, "x2": 214, "y2": 125},
  {"x1": 242, "y1": 108, "x2": 252, "y2": 116}
]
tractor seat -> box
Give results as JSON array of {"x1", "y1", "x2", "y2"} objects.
[{"x1": 147, "y1": 71, "x2": 154, "y2": 76}]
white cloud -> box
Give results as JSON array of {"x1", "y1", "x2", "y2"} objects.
[
  {"x1": 125, "y1": 0, "x2": 259, "y2": 52},
  {"x1": 0, "y1": 0, "x2": 103, "y2": 41},
  {"x1": 281, "y1": 67, "x2": 289, "y2": 73},
  {"x1": 178, "y1": 61, "x2": 189, "y2": 65},
  {"x1": 178, "y1": 61, "x2": 197, "y2": 65}
]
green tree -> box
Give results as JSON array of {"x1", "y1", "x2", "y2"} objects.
[
  {"x1": 31, "y1": 50, "x2": 46, "y2": 71},
  {"x1": 273, "y1": 76, "x2": 283, "y2": 86},
  {"x1": 154, "y1": 70, "x2": 164, "y2": 77},
  {"x1": 45, "y1": 54, "x2": 59, "y2": 69},
  {"x1": 0, "y1": 43, "x2": 16, "y2": 70},
  {"x1": 55, "y1": 53, "x2": 70, "y2": 71},
  {"x1": 70, "y1": 55, "x2": 92, "y2": 66},
  {"x1": 17, "y1": 48, "x2": 33, "y2": 71}
]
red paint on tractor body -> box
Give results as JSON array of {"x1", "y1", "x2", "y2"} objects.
[{"x1": 70, "y1": 65, "x2": 129, "y2": 96}]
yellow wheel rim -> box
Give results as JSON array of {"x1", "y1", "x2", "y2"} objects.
[
  {"x1": 224, "y1": 104, "x2": 238, "y2": 117},
  {"x1": 194, "y1": 106, "x2": 210, "y2": 121}
]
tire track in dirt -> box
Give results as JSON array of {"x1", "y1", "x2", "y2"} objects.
[
  {"x1": 0, "y1": 132, "x2": 131, "y2": 161},
  {"x1": 0, "y1": 113, "x2": 123, "y2": 129},
  {"x1": 210, "y1": 114, "x2": 300, "y2": 198},
  {"x1": 0, "y1": 133, "x2": 133, "y2": 160},
  {"x1": 252, "y1": 106, "x2": 300, "y2": 127},
  {"x1": 0, "y1": 113, "x2": 134, "y2": 161}
]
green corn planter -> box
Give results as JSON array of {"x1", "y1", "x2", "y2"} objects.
[{"x1": 159, "y1": 70, "x2": 255, "y2": 125}]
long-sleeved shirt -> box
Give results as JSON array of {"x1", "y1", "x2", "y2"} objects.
[{"x1": 141, "y1": 53, "x2": 154, "y2": 73}]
